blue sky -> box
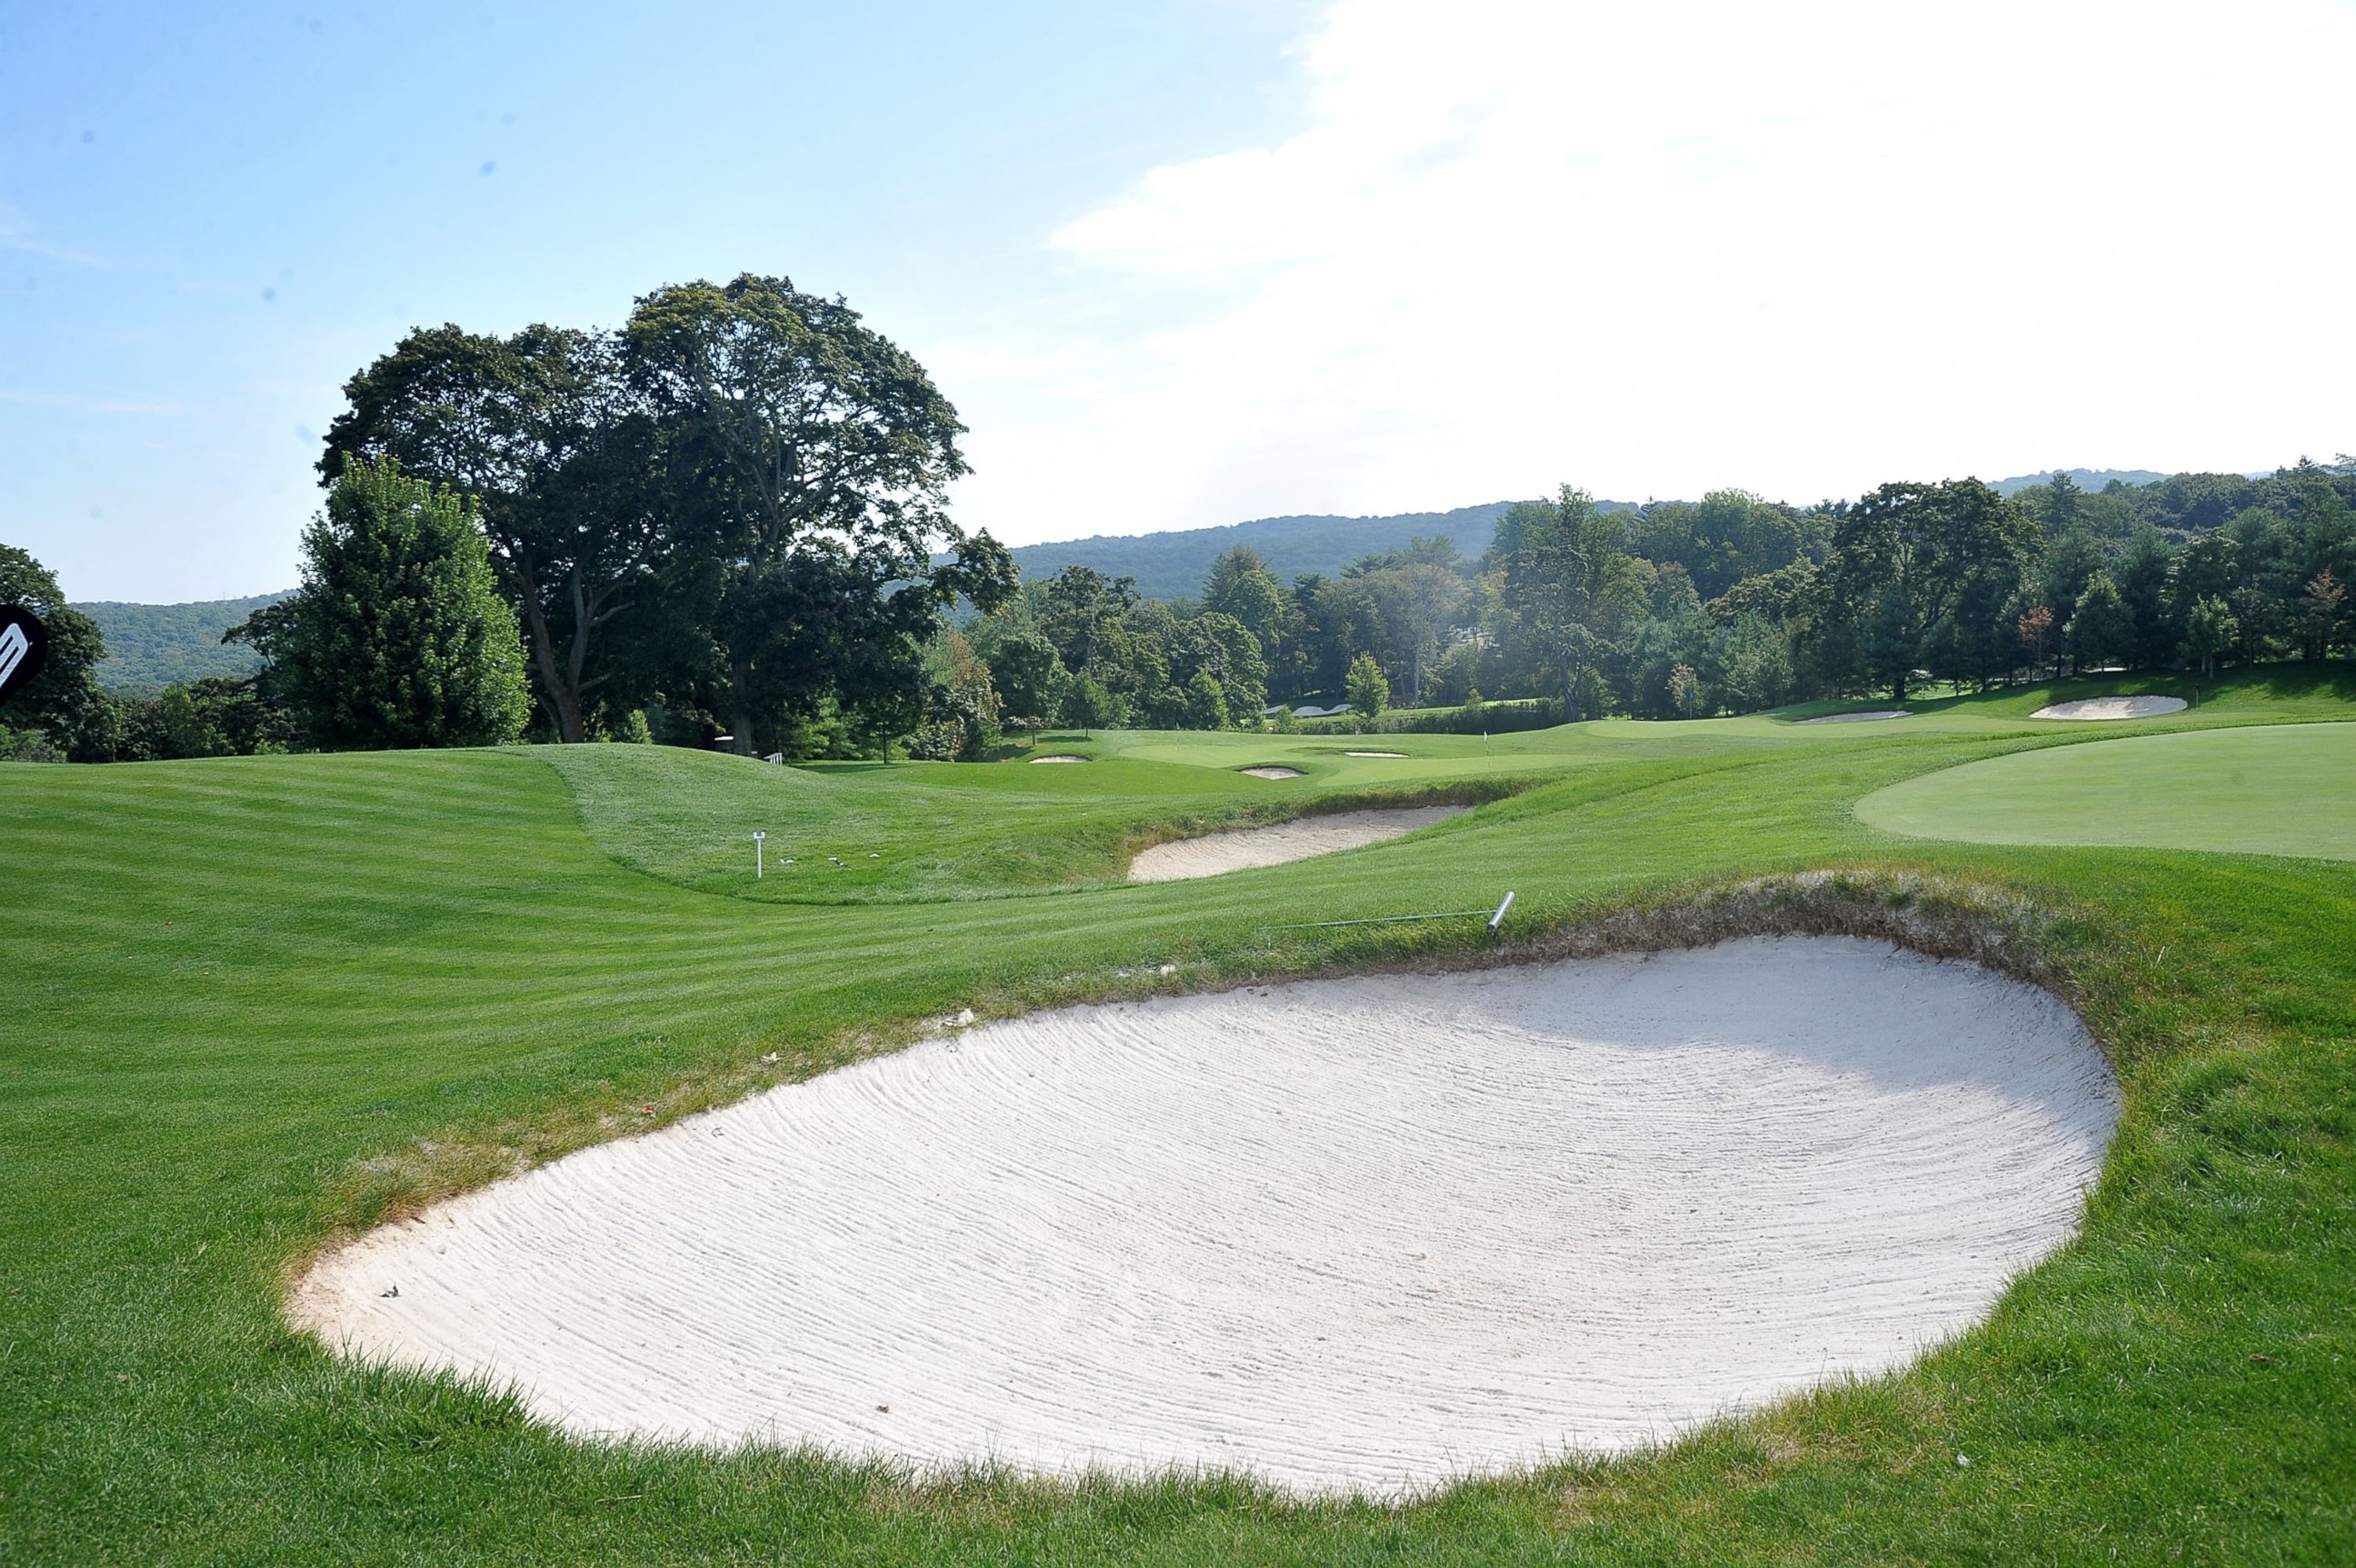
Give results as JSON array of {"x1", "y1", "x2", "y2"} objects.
[
  {"x1": 5, "y1": 0, "x2": 2353, "y2": 602},
  {"x1": 0, "y1": 0, "x2": 1313, "y2": 598}
]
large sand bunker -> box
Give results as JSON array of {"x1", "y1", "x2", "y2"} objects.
[
  {"x1": 1127, "y1": 804, "x2": 1466, "y2": 882},
  {"x1": 2031, "y1": 695, "x2": 2187, "y2": 721},
  {"x1": 294, "y1": 937, "x2": 2114, "y2": 1497}
]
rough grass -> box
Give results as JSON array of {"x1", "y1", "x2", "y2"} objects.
[{"x1": 4, "y1": 668, "x2": 2354, "y2": 1563}]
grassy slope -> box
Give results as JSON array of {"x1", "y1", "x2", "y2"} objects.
[{"x1": 3, "y1": 670, "x2": 2353, "y2": 1564}]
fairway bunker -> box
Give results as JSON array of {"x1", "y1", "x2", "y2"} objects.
[
  {"x1": 2031, "y1": 695, "x2": 2187, "y2": 721},
  {"x1": 1801, "y1": 709, "x2": 1909, "y2": 724},
  {"x1": 1239, "y1": 765, "x2": 1305, "y2": 780},
  {"x1": 1127, "y1": 804, "x2": 1466, "y2": 882},
  {"x1": 294, "y1": 937, "x2": 2114, "y2": 1498},
  {"x1": 1344, "y1": 749, "x2": 1409, "y2": 756},
  {"x1": 1027, "y1": 754, "x2": 1090, "y2": 764}
]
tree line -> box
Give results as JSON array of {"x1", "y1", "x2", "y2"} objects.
[
  {"x1": 4, "y1": 272, "x2": 2350, "y2": 764},
  {"x1": 912, "y1": 460, "x2": 2352, "y2": 747}
]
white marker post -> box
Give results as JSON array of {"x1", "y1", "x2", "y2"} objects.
[
  {"x1": 753, "y1": 831, "x2": 765, "y2": 879},
  {"x1": 1488, "y1": 890, "x2": 1516, "y2": 933}
]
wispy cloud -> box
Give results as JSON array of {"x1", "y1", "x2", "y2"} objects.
[
  {"x1": 0, "y1": 205, "x2": 116, "y2": 270},
  {"x1": 0, "y1": 233, "x2": 115, "y2": 268},
  {"x1": 950, "y1": 0, "x2": 2356, "y2": 544},
  {"x1": 0, "y1": 388, "x2": 183, "y2": 415}
]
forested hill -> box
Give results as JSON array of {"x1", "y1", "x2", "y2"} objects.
[
  {"x1": 75, "y1": 592, "x2": 291, "y2": 693},
  {"x1": 1991, "y1": 469, "x2": 2170, "y2": 497},
  {"x1": 1007, "y1": 501, "x2": 1638, "y2": 601}
]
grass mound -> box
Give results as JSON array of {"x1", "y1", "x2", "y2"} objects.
[{"x1": 540, "y1": 743, "x2": 1273, "y2": 902}]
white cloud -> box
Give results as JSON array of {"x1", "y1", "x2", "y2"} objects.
[{"x1": 943, "y1": 0, "x2": 2356, "y2": 544}]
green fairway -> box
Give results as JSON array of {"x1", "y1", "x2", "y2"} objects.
[
  {"x1": 5, "y1": 667, "x2": 2355, "y2": 1564},
  {"x1": 1858, "y1": 722, "x2": 2356, "y2": 861}
]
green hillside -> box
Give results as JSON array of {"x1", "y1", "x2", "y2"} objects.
[
  {"x1": 73, "y1": 591, "x2": 292, "y2": 692},
  {"x1": 1005, "y1": 501, "x2": 1576, "y2": 599}
]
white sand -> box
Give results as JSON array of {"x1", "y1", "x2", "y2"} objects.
[
  {"x1": 2031, "y1": 695, "x2": 2188, "y2": 721},
  {"x1": 1028, "y1": 754, "x2": 1090, "y2": 764},
  {"x1": 294, "y1": 937, "x2": 2115, "y2": 1497},
  {"x1": 1344, "y1": 750, "x2": 1409, "y2": 757},
  {"x1": 1240, "y1": 766, "x2": 1305, "y2": 779},
  {"x1": 1126, "y1": 805, "x2": 1466, "y2": 883},
  {"x1": 1800, "y1": 710, "x2": 1910, "y2": 724}
]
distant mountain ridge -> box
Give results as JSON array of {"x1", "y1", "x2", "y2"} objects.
[
  {"x1": 1989, "y1": 469, "x2": 2171, "y2": 497},
  {"x1": 1011, "y1": 478, "x2": 2244, "y2": 599},
  {"x1": 75, "y1": 592, "x2": 292, "y2": 693},
  {"x1": 1003, "y1": 499, "x2": 1639, "y2": 601}
]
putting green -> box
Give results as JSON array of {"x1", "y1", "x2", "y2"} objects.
[{"x1": 1856, "y1": 722, "x2": 2356, "y2": 860}]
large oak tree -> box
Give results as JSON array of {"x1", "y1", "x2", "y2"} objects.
[
  {"x1": 321, "y1": 325, "x2": 667, "y2": 743},
  {"x1": 1817, "y1": 479, "x2": 2038, "y2": 702},
  {"x1": 624, "y1": 275, "x2": 1013, "y2": 754}
]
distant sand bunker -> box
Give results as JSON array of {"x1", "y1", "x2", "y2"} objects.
[
  {"x1": 1801, "y1": 710, "x2": 1910, "y2": 724},
  {"x1": 293, "y1": 937, "x2": 2115, "y2": 1497},
  {"x1": 1028, "y1": 754, "x2": 1090, "y2": 764},
  {"x1": 1344, "y1": 749, "x2": 1409, "y2": 756},
  {"x1": 1240, "y1": 766, "x2": 1304, "y2": 779},
  {"x1": 2031, "y1": 695, "x2": 2187, "y2": 721},
  {"x1": 1127, "y1": 804, "x2": 1464, "y2": 882}
]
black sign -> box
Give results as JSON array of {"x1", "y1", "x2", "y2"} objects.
[{"x1": 0, "y1": 606, "x2": 49, "y2": 707}]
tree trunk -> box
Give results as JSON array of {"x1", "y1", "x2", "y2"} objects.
[
  {"x1": 515, "y1": 576, "x2": 584, "y2": 744},
  {"x1": 732, "y1": 664, "x2": 756, "y2": 754}
]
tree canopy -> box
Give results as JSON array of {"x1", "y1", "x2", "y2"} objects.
[{"x1": 270, "y1": 456, "x2": 532, "y2": 751}]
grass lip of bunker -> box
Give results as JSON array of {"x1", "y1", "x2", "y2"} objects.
[
  {"x1": 2029, "y1": 694, "x2": 2189, "y2": 721},
  {"x1": 290, "y1": 936, "x2": 2118, "y2": 1499},
  {"x1": 1800, "y1": 709, "x2": 1911, "y2": 724},
  {"x1": 1126, "y1": 804, "x2": 1468, "y2": 882}
]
